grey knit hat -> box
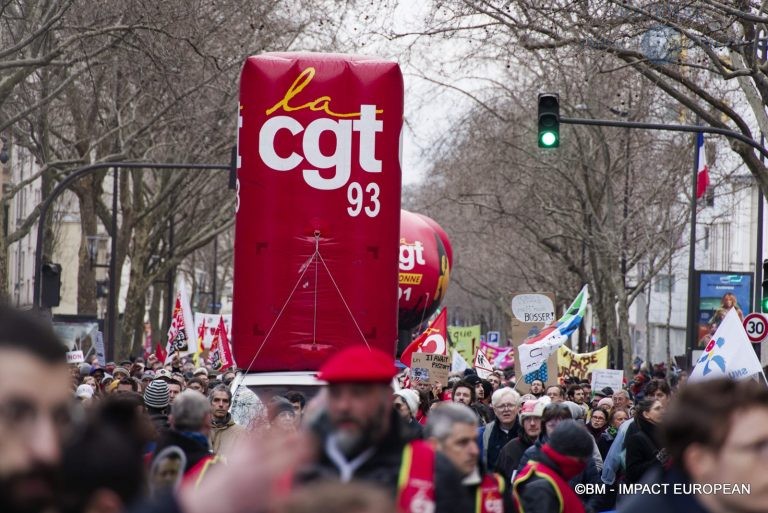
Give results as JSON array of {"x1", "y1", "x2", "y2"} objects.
[
  {"x1": 79, "y1": 362, "x2": 92, "y2": 377},
  {"x1": 144, "y1": 379, "x2": 170, "y2": 409}
]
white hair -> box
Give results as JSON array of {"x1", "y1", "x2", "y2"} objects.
[{"x1": 491, "y1": 387, "x2": 521, "y2": 407}]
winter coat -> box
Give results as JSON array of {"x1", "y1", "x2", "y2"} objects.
[
  {"x1": 618, "y1": 466, "x2": 713, "y2": 513},
  {"x1": 495, "y1": 431, "x2": 537, "y2": 481},
  {"x1": 597, "y1": 426, "x2": 618, "y2": 460},
  {"x1": 625, "y1": 416, "x2": 663, "y2": 484},
  {"x1": 153, "y1": 429, "x2": 211, "y2": 474},
  {"x1": 478, "y1": 418, "x2": 520, "y2": 470},
  {"x1": 297, "y1": 409, "x2": 417, "y2": 494},
  {"x1": 518, "y1": 440, "x2": 603, "y2": 512},
  {"x1": 210, "y1": 414, "x2": 246, "y2": 456}
]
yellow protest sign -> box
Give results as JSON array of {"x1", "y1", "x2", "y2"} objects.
[
  {"x1": 557, "y1": 345, "x2": 608, "y2": 381},
  {"x1": 447, "y1": 325, "x2": 480, "y2": 365}
]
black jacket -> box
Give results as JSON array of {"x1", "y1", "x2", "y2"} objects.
[
  {"x1": 495, "y1": 431, "x2": 536, "y2": 481},
  {"x1": 518, "y1": 441, "x2": 602, "y2": 512},
  {"x1": 153, "y1": 429, "x2": 211, "y2": 473},
  {"x1": 618, "y1": 467, "x2": 712, "y2": 513},
  {"x1": 515, "y1": 447, "x2": 593, "y2": 513},
  {"x1": 625, "y1": 416, "x2": 663, "y2": 484},
  {"x1": 297, "y1": 409, "x2": 416, "y2": 494}
]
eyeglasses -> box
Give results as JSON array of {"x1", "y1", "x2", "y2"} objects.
[{"x1": 495, "y1": 403, "x2": 516, "y2": 411}]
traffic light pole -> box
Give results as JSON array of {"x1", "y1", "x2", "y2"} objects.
[
  {"x1": 33, "y1": 161, "x2": 231, "y2": 359},
  {"x1": 559, "y1": 116, "x2": 768, "y2": 161}
]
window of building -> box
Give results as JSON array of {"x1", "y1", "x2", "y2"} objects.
[{"x1": 654, "y1": 274, "x2": 675, "y2": 293}]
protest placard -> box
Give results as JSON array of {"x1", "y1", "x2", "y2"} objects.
[{"x1": 411, "y1": 353, "x2": 451, "y2": 385}]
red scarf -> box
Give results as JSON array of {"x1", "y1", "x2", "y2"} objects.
[{"x1": 541, "y1": 444, "x2": 586, "y2": 480}]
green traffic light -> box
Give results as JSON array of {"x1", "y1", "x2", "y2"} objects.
[
  {"x1": 762, "y1": 297, "x2": 768, "y2": 313},
  {"x1": 540, "y1": 131, "x2": 558, "y2": 147}
]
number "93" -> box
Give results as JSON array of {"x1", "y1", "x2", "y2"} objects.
[{"x1": 347, "y1": 181, "x2": 380, "y2": 218}]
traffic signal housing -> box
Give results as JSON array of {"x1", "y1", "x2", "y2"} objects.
[
  {"x1": 41, "y1": 262, "x2": 62, "y2": 308},
  {"x1": 762, "y1": 259, "x2": 768, "y2": 313},
  {"x1": 538, "y1": 93, "x2": 560, "y2": 148}
]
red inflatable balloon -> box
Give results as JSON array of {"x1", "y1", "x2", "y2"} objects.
[
  {"x1": 414, "y1": 212, "x2": 453, "y2": 269},
  {"x1": 233, "y1": 53, "x2": 403, "y2": 372},
  {"x1": 398, "y1": 210, "x2": 452, "y2": 331}
]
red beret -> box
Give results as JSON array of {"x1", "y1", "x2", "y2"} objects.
[{"x1": 318, "y1": 346, "x2": 397, "y2": 383}]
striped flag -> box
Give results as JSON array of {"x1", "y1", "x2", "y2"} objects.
[
  {"x1": 518, "y1": 285, "x2": 589, "y2": 375},
  {"x1": 696, "y1": 133, "x2": 710, "y2": 200}
]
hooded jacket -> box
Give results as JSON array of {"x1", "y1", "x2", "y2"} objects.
[{"x1": 210, "y1": 413, "x2": 246, "y2": 456}]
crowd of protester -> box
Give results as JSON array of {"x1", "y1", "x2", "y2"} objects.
[{"x1": 2, "y1": 303, "x2": 767, "y2": 513}]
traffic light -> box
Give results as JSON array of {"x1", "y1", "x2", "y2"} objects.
[
  {"x1": 538, "y1": 93, "x2": 560, "y2": 148},
  {"x1": 762, "y1": 259, "x2": 768, "y2": 313},
  {"x1": 41, "y1": 262, "x2": 62, "y2": 308}
]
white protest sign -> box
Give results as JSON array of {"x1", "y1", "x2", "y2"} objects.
[
  {"x1": 94, "y1": 331, "x2": 106, "y2": 366},
  {"x1": 591, "y1": 369, "x2": 623, "y2": 394},
  {"x1": 66, "y1": 350, "x2": 85, "y2": 364},
  {"x1": 511, "y1": 294, "x2": 556, "y2": 324}
]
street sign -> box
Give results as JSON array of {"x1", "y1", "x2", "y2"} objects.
[
  {"x1": 487, "y1": 331, "x2": 500, "y2": 344},
  {"x1": 743, "y1": 313, "x2": 768, "y2": 343}
]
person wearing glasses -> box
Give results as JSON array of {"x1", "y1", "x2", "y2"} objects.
[{"x1": 478, "y1": 388, "x2": 521, "y2": 471}]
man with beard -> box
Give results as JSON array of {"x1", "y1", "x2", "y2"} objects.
[
  {"x1": 298, "y1": 346, "x2": 412, "y2": 491},
  {"x1": 0, "y1": 305, "x2": 72, "y2": 513},
  {"x1": 209, "y1": 385, "x2": 245, "y2": 456}
]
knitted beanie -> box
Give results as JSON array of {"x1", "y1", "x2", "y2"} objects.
[
  {"x1": 144, "y1": 379, "x2": 170, "y2": 409},
  {"x1": 394, "y1": 389, "x2": 420, "y2": 417},
  {"x1": 548, "y1": 419, "x2": 594, "y2": 459}
]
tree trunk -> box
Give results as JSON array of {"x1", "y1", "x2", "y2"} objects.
[{"x1": 72, "y1": 176, "x2": 101, "y2": 315}]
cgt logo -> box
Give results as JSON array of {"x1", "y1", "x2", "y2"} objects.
[{"x1": 256, "y1": 67, "x2": 383, "y2": 191}]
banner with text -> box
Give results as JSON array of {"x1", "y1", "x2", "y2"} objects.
[
  {"x1": 557, "y1": 345, "x2": 607, "y2": 381},
  {"x1": 448, "y1": 325, "x2": 481, "y2": 365}
]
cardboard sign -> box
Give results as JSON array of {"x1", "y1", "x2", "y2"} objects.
[
  {"x1": 66, "y1": 350, "x2": 85, "y2": 364},
  {"x1": 510, "y1": 292, "x2": 558, "y2": 388},
  {"x1": 411, "y1": 353, "x2": 451, "y2": 386},
  {"x1": 557, "y1": 345, "x2": 608, "y2": 381},
  {"x1": 591, "y1": 369, "x2": 624, "y2": 394},
  {"x1": 447, "y1": 325, "x2": 481, "y2": 366},
  {"x1": 234, "y1": 53, "x2": 403, "y2": 371}
]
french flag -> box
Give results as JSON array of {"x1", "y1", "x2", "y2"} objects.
[{"x1": 696, "y1": 132, "x2": 710, "y2": 200}]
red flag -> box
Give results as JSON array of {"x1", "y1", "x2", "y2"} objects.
[
  {"x1": 696, "y1": 133, "x2": 710, "y2": 200},
  {"x1": 209, "y1": 315, "x2": 235, "y2": 372},
  {"x1": 196, "y1": 317, "x2": 207, "y2": 351},
  {"x1": 155, "y1": 342, "x2": 167, "y2": 364},
  {"x1": 400, "y1": 309, "x2": 448, "y2": 367}
]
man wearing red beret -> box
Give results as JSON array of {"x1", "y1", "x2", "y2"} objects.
[
  {"x1": 299, "y1": 346, "x2": 411, "y2": 491},
  {"x1": 300, "y1": 345, "x2": 504, "y2": 513}
]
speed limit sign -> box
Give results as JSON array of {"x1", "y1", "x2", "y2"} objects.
[{"x1": 743, "y1": 313, "x2": 768, "y2": 343}]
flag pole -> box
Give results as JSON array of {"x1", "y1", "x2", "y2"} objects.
[{"x1": 685, "y1": 122, "x2": 700, "y2": 370}]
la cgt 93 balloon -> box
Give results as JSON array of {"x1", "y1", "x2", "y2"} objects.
[{"x1": 398, "y1": 210, "x2": 452, "y2": 331}]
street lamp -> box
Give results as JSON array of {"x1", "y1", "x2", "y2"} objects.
[
  {"x1": 86, "y1": 235, "x2": 110, "y2": 268},
  {"x1": 0, "y1": 137, "x2": 8, "y2": 164}
]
